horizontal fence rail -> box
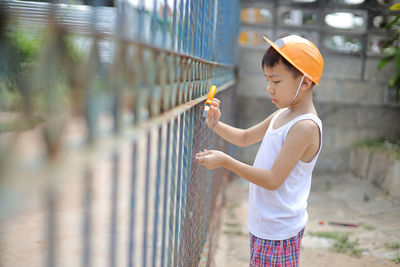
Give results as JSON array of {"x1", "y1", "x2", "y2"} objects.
[{"x1": 0, "y1": 0, "x2": 240, "y2": 266}]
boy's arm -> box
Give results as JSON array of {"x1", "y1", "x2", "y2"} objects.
[
  {"x1": 208, "y1": 99, "x2": 278, "y2": 147},
  {"x1": 196, "y1": 120, "x2": 320, "y2": 190}
]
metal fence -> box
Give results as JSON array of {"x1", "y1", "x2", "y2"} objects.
[{"x1": 0, "y1": 0, "x2": 240, "y2": 266}]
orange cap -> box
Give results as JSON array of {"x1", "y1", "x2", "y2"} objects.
[{"x1": 262, "y1": 35, "x2": 324, "y2": 85}]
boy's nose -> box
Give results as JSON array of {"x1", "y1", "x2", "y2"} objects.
[{"x1": 267, "y1": 85, "x2": 274, "y2": 95}]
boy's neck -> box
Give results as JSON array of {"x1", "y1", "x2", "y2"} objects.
[{"x1": 287, "y1": 89, "x2": 316, "y2": 115}]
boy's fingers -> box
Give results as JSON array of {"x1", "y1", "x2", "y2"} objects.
[{"x1": 212, "y1": 98, "x2": 220, "y2": 107}]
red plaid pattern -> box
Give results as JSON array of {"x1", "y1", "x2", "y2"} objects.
[{"x1": 249, "y1": 228, "x2": 304, "y2": 267}]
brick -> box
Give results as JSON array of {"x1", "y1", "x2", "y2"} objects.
[
  {"x1": 323, "y1": 55, "x2": 363, "y2": 79},
  {"x1": 336, "y1": 80, "x2": 384, "y2": 106},
  {"x1": 314, "y1": 78, "x2": 337, "y2": 103},
  {"x1": 387, "y1": 160, "x2": 400, "y2": 199},
  {"x1": 367, "y1": 152, "x2": 391, "y2": 187},
  {"x1": 349, "y1": 148, "x2": 371, "y2": 179},
  {"x1": 364, "y1": 58, "x2": 396, "y2": 82}
]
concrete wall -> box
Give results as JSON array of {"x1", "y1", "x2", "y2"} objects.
[
  {"x1": 349, "y1": 147, "x2": 400, "y2": 199},
  {"x1": 234, "y1": 46, "x2": 400, "y2": 172}
]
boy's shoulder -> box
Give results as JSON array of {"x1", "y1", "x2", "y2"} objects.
[{"x1": 288, "y1": 116, "x2": 321, "y2": 147}]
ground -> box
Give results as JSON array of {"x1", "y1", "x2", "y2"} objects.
[{"x1": 214, "y1": 173, "x2": 400, "y2": 267}]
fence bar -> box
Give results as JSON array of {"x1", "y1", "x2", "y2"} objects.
[
  {"x1": 46, "y1": 188, "x2": 57, "y2": 267},
  {"x1": 82, "y1": 168, "x2": 93, "y2": 267},
  {"x1": 109, "y1": 151, "x2": 119, "y2": 267},
  {"x1": 152, "y1": 127, "x2": 162, "y2": 267},
  {"x1": 160, "y1": 121, "x2": 171, "y2": 267},
  {"x1": 142, "y1": 133, "x2": 152, "y2": 267},
  {"x1": 128, "y1": 142, "x2": 137, "y2": 267}
]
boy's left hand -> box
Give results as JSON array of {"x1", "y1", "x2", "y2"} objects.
[{"x1": 195, "y1": 149, "x2": 227, "y2": 169}]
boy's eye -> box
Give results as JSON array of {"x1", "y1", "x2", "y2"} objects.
[{"x1": 273, "y1": 81, "x2": 281, "y2": 84}]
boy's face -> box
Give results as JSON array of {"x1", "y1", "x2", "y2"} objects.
[{"x1": 263, "y1": 61, "x2": 303, "y2": 109}]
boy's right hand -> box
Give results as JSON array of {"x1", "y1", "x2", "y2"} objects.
[{"x1": 206, "y1": 98, "x2": 221, "y2": 129}]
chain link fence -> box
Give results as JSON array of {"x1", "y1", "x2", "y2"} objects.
[{"x1": 0, "y1": 0, "x2": 240, "y2": 266}]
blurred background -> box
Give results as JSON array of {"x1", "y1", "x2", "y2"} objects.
[{"x1": 0, "y1": 0, "x2": 399, "y2": 266}]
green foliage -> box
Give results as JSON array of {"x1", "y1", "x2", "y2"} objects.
[
  {"x1": 360, "y1": 223, "x2": 375, "y2": 231},
  {"x1": 309, "y1": 231, "x2": 364, "y2": 258},
  {"x1": 5, "y1": 28, "x2": 42, "y2": 88},
  {"x1": 0, "y1": 28, "x2": 42, "y2": 111},
  {"x1": 0, "y1": 27, "x2": 86, "y2": 113},
  {"x1": 385, "y1": 242, "x2": 400, "y2": 250},
  {"x1": 379, "y1": 4, "x2": 400, "y2": 104},
  {"x1": 354, "y1": 138, "x2": 400, "y2": 160}
]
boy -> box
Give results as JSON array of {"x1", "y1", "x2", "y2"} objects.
[{"x1": 195, "y1": 35, "x2": 324, "y2": 266}]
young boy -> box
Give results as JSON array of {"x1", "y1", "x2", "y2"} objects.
[{"x1": 195, "y1": 35, "x2": 324, "y2": 266}]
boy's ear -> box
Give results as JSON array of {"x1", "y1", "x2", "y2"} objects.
[{"x1": 301, "y1": 76, "x2": 313, "y2": 90}]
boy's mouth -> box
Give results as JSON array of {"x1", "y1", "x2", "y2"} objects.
[{"x1": 271, "y1": 98, "x2": 277, "y2": 104}]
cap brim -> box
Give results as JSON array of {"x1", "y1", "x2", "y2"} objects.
[{"x1": 262, "y1": 36, "x2": 319, "y2": 85}]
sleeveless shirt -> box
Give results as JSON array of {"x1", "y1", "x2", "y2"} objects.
[{"x1": 248, "y1": 108, "x2": 323, "y2": 240}]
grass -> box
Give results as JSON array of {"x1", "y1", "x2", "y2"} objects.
[
  {"x1": 384, "y1": 242, "x2": 400, "y2": 264},
  {"x1": 223, "y1": 229, "x2": 243, "y2": 236},
  {"x1": 354, "y1": 138, "x2": 400, "y2": 160},
  {"x1": 309, "y1": 231, "x2": 364, "y2": 258},
  {"x1": 360, "y1": 223, "x2": 375, "y2": 231},
  {"x1": 385, "y1": 242, "x2": 400, "y2": 250},
  {"x1": 0, "y1": 115, "x2": 44, "y2": 132},
  {"x1": 227, "y1": 202, "x2": 240, "y2": 220},
  {"x1": 224, "y1": 222, "x2": 239, "y2": 228}
]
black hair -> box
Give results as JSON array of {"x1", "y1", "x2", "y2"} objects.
[{"x1": 261, "y1": 46, "x2": 302, "y2": 79}]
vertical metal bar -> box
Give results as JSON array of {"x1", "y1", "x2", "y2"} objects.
[
  {"x1": 206, "y1": 0, "x2": 210, "y2": 60},
  {"x1": 160, "y1": 122, "x2": 171, "y2": 267},
  {"x1": 167, "y1": 118, "x2": 178, "y2": 267},
  {"x1": 138, "y1": 0, "x2": 145, "y2": 40},
  {"x1": 193, "y1": 0, "x2": 199, "y2": 57},
  {"x1": 212, "y1": 0, "x2": 219, "y2": 62},
  {"x1": 200, "y1": 0, "x2": 205, "y2": 58},
  {"x1": 183, "y1": 0, "x2": 190, "y2": 53},
  {"x1": 177, "y1": 0, "x2": 184, "y2": 52},
  {"x1": 189, "y1": 0, "x2": 195, "y2": 55},
  {"x1": 171, "y1": 0, "x2": 178, "y2": 50},
  {"x1": 179, "y1": 109, "x2": 190, "y2": 258},
  {"x1": 188, "y1": 106, "x2": 195, "y2": 186},
  {"x1": 151, "y1": 0, "x2": 158, "y2": 44},
  {"x1": 152, "y1": 127, "x2": 163, "y2": 267},
  {"x1": 142, "y1": 133, "x2": 152, "y2": 267},
  {"x1": 46, "y1": 188, "x2": 56, "y2": 267},
  {"x1": 128, "y1": 142, "x2": 137, "y2": 267},
  {"x1": 82, "y1": 168, "x2": 92, "y2": 267},
  {"x1": 173, "y1": 112, "x2": 184, "y2": 266},
  {"x1": 162, "y1": 0, "x2": 168, "y2": 47},
  {"x1": 109, "y1": 152, "x2": 119, "y2": 267},
  {"x1": 199, "y1": 0, "x2": 203, "y2": 59}
]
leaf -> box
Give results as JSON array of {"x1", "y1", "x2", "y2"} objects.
[
  {"x1": 397, "y1": 49, "x2": 400, "y2": 70},
  {"x1": 383, "y1": 47, "x2": 397, "y2": 57},
  {"x1": 387, "y1": 14, "x2": 400, "y2": 28},
  {"x1": 390, "y1": 3, "x2": 400, "y2": 11},
  {"x1": 379, "y1": 55, "x2": 395, "y2": 70},
  {"x1": 389, "y1": 72, "x2": 400, "y2": 88}
]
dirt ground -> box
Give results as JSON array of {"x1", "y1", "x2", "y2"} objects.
[{"x1": 214, "y1": 173, "x2": 400, "y2": 267}]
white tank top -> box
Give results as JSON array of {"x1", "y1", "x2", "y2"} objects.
[{"x1": 248, "y1": 108, "x2": 322, "y2": 240}]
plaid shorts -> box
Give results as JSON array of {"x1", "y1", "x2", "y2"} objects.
[{"x1": 249, "y1": 228, "x2": 304, "y2": 267}]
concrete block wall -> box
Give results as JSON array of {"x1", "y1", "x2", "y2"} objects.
[
  {"x1": 349, "y1": 147, "x2": 400, "y2": 199},
  {"x1": 234, "y1": 46, "x2": 400, "y2": 172}
]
